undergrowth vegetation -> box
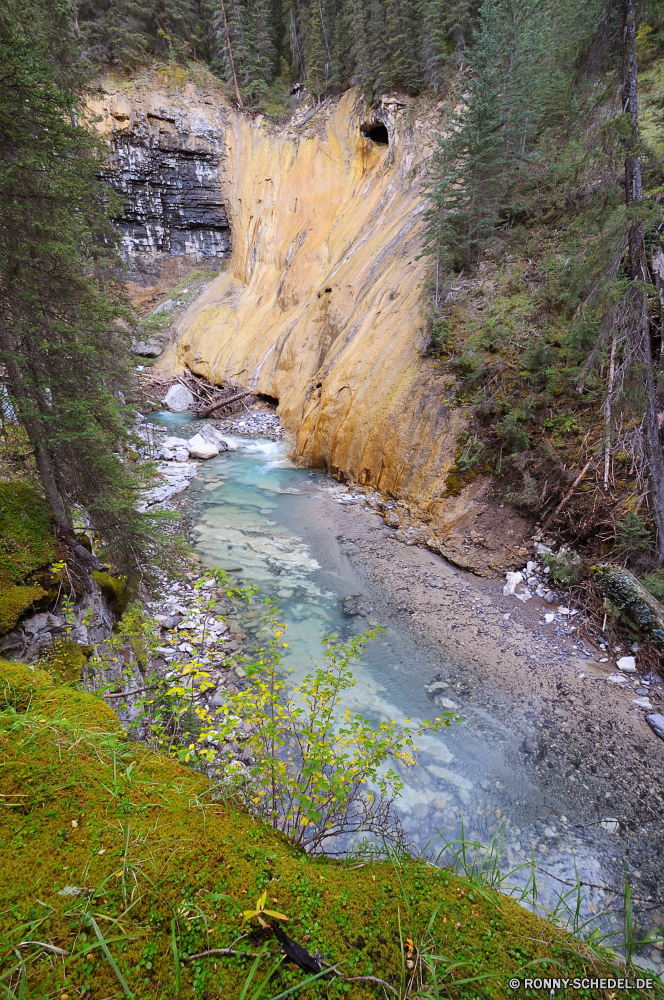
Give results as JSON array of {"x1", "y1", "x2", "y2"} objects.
[
  {"x1": 87, "y1": 579, "x2": 453, "y2": 855},
  {"x1": 422, "y1": 0, "x2": 664, "y2": 591},
  {"x1": 1, "y1": 658, "x2": 660, "y2": 999}
]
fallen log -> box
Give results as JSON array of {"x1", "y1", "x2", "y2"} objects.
[
  {"x1": 196, "y1": 389, "x2": 254, "y2": 418},
  {"x1": 541, "y1": 460, "x2": 593, "y2": 529},
  {"x1": 590, "y1": 563, "x2": 664, "y2": 652}
]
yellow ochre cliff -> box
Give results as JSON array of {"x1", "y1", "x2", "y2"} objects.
[{"x1": 98, "y1": 78, "x2": 532, "y2": 573}]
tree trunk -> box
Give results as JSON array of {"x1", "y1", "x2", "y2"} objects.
[
  {"x1": 629, "y1": 287, "x2": 664, "y2": 562},
  {"x1": 618, "y1": 0, "x2": 664, "y2": 561},
  {"x1": 219, "y1": 0, "x2": 244, "y2": 111},
  {"x1": 619, "y1": 0, "x2": 649, "y2": 282},
  {"x1": 603, "y1": 336, "x2": 617, "y2": 490},
  {"x1": 0, "y1": 312, "x2": 72, "y2": 530}
]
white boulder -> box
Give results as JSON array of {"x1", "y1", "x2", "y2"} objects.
[
  {"x1": 162, "y1": 384, "x2": 194, "y2": 412},
  {"x1": 617, "y1": 655, "x2": 637, "y2": 673},
  {"x1": 187, "y1": 433, "x2": 219, "y2": 460},
  {"x1": 503, "y1": 571, "x2": 523, "y2": 596},
  {"x1": 197, "y1": 424, "x2": 229, "y2": 450}
]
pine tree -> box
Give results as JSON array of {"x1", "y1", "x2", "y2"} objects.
[
  {"x1": 422, "y1": 0, "x2": 451, "y2": 91},
  {"x1": 0, "y1": 0, "x2": 170, "y2": 578},
  {"x1": 302, "y1": 0, "x2": 327, "y2": 96},
  {"x1": 384, "y1": 0, "x2": 423, "y2": 93},
  {"x1": 423, "y1": 0, "x2": 505, "y2": 276},
  {"x1": 346, "y1": 0, "x2": 372, "y2": 92}
]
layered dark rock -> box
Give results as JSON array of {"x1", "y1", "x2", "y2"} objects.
[{"x1": 101, "y1": 110, "x2": 231, "y2": 262}]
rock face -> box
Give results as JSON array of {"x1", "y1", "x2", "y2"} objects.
[
  {"x1": 92, "y1": 86, "x2": 231, "y2": 303},
  {"x1": 101, "y1": 78, "x2": 532, "y2": 573}
]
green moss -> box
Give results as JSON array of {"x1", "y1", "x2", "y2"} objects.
[
  {"x1": 0, "y1": 483, "x2": 55, "y2": 585},
  {"x1": 0, "y1": 581, "x2": 46, "y2": 634},
  {"x1": 39, "y1": 637, "x2": 88, "y2": 683},
  {"x1": 0, "y1": 662, "x2": 637, "y2": 999},
  {"x1": 0, "y1": 660, "x2": 119, "y2": 729},
  {"x1": 93, "y1": 570, "x2": 129, "y2": 615}
]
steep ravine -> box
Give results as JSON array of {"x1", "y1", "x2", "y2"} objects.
[{"x1": 96, "y1": 75, "x2": 533, "y2": 574}]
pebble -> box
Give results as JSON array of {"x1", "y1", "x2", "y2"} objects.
[
  {"x1": 617, "y1": 656, "x2": 637, "y2": 673},
  {"x1": 632, "y1": 696, "x2": 653, "y2": 709},
  {"x1": 214, "y1": 412, "x2": 285, "y2": 439},
  {"x1": 647, "y1": 714, "x2": 664, "y2": 740}
]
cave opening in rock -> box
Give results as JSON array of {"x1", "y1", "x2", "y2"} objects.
[
  {"x1": 256, "y1": 392, "x2": 279, "y2": 407},
  {"x1": 360, "y1": 122, "x2": 389, "y2": 145}
]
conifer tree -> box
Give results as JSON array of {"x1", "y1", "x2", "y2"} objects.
[
  {"x1": 302, "y1": 0, "x2": 328, "y2": 96},
  {"x1": 423, "y1": 0, "x2": 504, "y2": 279},
  {"x1": 0, "y1": 0, "x2": 171, "y2": 578}
]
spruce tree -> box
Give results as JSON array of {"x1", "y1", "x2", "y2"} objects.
[
  {"x1": 423, "y1": 0, "x2": 505, "y2": 276},
  {"x1": 302, "y1": 0, "x2": 327, "y2": 96},
  {"x1": 0, "y1": 0, "x2": 170, "y2": 578}
]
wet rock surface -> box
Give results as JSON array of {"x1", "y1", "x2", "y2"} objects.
[{"x1": 100, "y1": 107, "x2": 231, "y2": 262}]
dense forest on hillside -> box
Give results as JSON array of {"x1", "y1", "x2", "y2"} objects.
[{"x1": 74, "y1": 0, "x2": 664, "y2": 108}]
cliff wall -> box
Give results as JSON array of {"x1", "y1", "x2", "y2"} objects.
[
  {"x1": 92, "y1": 84, "x2": 231, "y2": 304},
  {"x1": 98, "y1": 76, "x2": 532, "y2": 574}
]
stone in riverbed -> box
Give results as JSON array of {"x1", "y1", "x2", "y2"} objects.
[
  {"x1": 617, "y1": 656, "x2": 636, "y2": 673},
  {"x1": 503, "y1": 571, "x2": 523, "y2": 596},
  {"x1": 162, "y1": 384, "x2": 194, "y2": 411},
  {"x1": 187, "y1": 433, "x2": 219, "y2": 459},
  {"x1": 647, "y1": 713, "x2": 664, "y2": 740}
]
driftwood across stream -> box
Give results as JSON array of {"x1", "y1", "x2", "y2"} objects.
[
  {"x1": 195, "y1": 388, "x2": 254, "y2": 417},
  {"x1": 140, "y1": 368, "x2": 255, "y2": 417}
]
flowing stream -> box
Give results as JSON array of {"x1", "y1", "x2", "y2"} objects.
[{"x1": 151, "y1": 414, "x2": 631, "y2": 933}]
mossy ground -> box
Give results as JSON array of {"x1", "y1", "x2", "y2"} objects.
[
  {"x1": 0, "y1": 483, "x2": 56, "y2": 634},
  {"x1": 0, "y1": 661, "x2": 649, "y2": 1000}
]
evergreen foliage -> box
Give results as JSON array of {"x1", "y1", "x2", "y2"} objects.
[
  {"x1": 74, "y1": 0, "x2": 478, "y2": 106},
  {"x1": 0, "y1": 0, "x2": 174, "y2": 580}
]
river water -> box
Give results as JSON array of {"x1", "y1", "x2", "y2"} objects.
[{"x1": 151, "y1": 415, "x2": 635, "y2": 936}]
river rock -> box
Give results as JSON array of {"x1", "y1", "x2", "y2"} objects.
[
  {"x1": 341, "y1": 594, "x2": 364, "y2": 616},
  {"x1": 647, "y1": 713, "x2": 664, "y2": 740},
  {"x1": 187, "y1": 433, "x2": 219, "y2": 459},
  {"x1": 617, "y1": 656, "x2": 637, "y2": 673},
  {"x1": 503, "y1": 571, "x2": 523, "y2": 596},
  {"x1": 162, "y1": 384, "x2": 194, "y2": 412},
  {"x1": 196, "y1": 424, "x2": 229, "y2": 450}
]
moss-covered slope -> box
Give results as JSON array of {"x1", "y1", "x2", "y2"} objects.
[
  {"x1": 0, "y1": 661, "x2": 642, "y2": 999},
  {"x1": 0, "y1": 483, "x2": 56, "y2": 634}
]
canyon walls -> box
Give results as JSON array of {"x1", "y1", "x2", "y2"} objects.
[
  {"x1": 92, "y1": 84, "x2": 231, "y2": 305},
  {"x1": 98, "y1": 76, "x2": 532, "y2": 573}
]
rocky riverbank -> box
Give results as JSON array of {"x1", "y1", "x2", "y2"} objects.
[{"x1": 311, "y1": 485, "x2": 664, "y2": 954}]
